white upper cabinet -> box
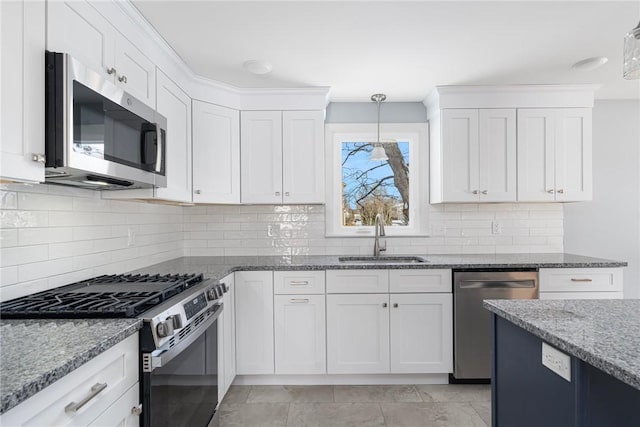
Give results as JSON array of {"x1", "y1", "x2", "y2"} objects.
[
  {"x1": 192, "y1": 101, "x2": 240, "y2": 203},
  {"x1": 241, "y1": 110, "x2": 324, "y2": 204},
  {"x1": 241, "y1": 111, "x2": 283, "y2": 204},
  {"x1": 517, "y1": 108, "x2": 592, "y2": 202},
  {"x1": 0, "y1": 0, "x2": 45, "y2": 183},
  {"x1": 434, "y1": 108, "x2": 516, "y2": 203},
  {"x1": 153, "y1": 70, "x2": 192, "y2": 203},
  {"x1": 47, "y1": 1, "x2": 155, "y2": 107}
]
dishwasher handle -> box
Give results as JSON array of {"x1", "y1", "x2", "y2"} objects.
[{"x1": 458, "y1": 279, "x2": 536, "y2": 289}]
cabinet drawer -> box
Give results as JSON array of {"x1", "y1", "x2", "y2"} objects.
[
  {"x1": 326, "y1": 270, "x2": 389, "y2": 293},
  {"x1": 88, "y1": 383, "x2": 139, "y2": 427},
  {"x1": 540, "y1": 291, "x2": 623, "y2": 300},
  {"x1": 539, "y1": 268, "x2": 623, "y2": 293},
  {"x1": 274, "y1": 271, "x2": 325, "y2": 294},
  {"x1": 389, "y1": 269, "x2": 452, "y2": 293},
  {"x1": 1, "y1": 333, "x2": 138, "y2": 427}
]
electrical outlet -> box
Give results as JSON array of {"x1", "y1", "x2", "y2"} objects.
[
  {"x1": 127, "y1": 227, "x2": 136, "y2": 246},
  {"x1": 492, "y1": 221, "x2": 502, "y2": 235},
  {"x1": 542, "y1": 342, "x2": 571, "y2": 382},
  {"x1": 267, "y1": 225, "x2": 275, "y2": 237}
]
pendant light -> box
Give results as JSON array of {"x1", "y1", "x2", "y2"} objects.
[
  {"x1": 623, "y1": 20, "x2": 640, "y2": 79},
  {"x1": 369, "y1": 93, "x2": 388, "y2": 161}
]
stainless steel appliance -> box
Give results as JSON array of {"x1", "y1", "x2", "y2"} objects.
[
  {"x1": 44, "y1": 51, "x2": 167, "y2": 190},
  {"x1": 0, "y1": 273, "x2": 228, "y2": 427},
  {"x1": 453, "y1": 270, "x2": 538, "y2": 381}
]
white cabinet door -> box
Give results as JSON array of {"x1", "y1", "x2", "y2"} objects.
[
  {"x1": 0, "y1": 0, "x2": 45, "y2": 183},
  {"x1": 113, "y1": 35, "x2": 156, "y2": 108},
  {"x1": 441, "y1": 109, "x2": 479, "y2": 202},
  {"x1": 88, "y1": 383, "x2": 139, "y2": 427},
  {"x1": 516, "y1": 109, "x2": 556, "y2": 202},
  {"x1": 240, "y1": 111, "x2": 283, "y2": 204},
  {"x1": 274, "y1": 294, "x2": 326, "y2": 374},
  {"x1": 327, "y1": 294, "x2": 390, "y2": 374},
  {"x1": 192, "y1": 101, "x2": 240, "y2": 203},
  {"x1": 154, "y1": 70, "x2": 192, "y2": 203},
  {"x1": 554, "y1": 108, "x2": 592, "y2": 202},
  {"x1": 235, "y1": 271, "x2": 274, "y2": 375},
  {"x1": 282, "y1": 111, "x2": 325, "y2": 203},
  {"x1": 390, "y1": 293, "x2": 453, "y2": 374},
  {"x1": 47, "y1": 0, "x2": 114, "y2": 80},
  {"x1": 479, "y1": 109, "x2": 516, "y2": 202},
  {"x1": 222, "y1": 274, "x2": 236, "y2": 398}
]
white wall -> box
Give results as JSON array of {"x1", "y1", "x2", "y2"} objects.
[
  {"x1": 564, "y1": 100, "x2": 640, "y2": 298},
  {"x1": 0, "y1": 183, "x2": 184, "y2": 301}
]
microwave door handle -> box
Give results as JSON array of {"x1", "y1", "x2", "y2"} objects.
[
  {"x1": 140, "y1": 125, "x2": 154, "y2": 167},
  {"x1": 155, "y1": 123, "x2": 163, "y2": 173}
]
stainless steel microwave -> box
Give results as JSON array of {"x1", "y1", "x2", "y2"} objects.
[{"x1": 44, "y1": 51, "x2": 167, "y2": 190}]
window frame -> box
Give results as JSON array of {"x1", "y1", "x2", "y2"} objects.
[{"x1": 324, "y1": 122, "x2": 429, "y2": 237}]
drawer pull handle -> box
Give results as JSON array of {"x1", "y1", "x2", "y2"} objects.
[
  {"x1": 65, "y1": 382, "x2": 107, "y2": 413},
  {"x1": 289, "y1": 281, "x2": 309, "y2": 286},
  {"x1": 571, "y1": 278, "x2": 593, "y2": 282},
  {"x1": 290, "y1": 298, "x2": 309, "y2": 303}
]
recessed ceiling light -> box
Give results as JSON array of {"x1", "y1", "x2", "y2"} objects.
[
  {"x1": 243, "y1": 60, "x2": 273, "y2": 75},
  {"x1": 571, "y1": 57, "x2": 609, "y2": 71}
]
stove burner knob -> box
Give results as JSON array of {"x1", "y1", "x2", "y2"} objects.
[
  {"x1": 206, "y1": 288, "x2": 218, "y2": 301},
  {"x1": 221, "y1": 282, "x2": 229, "y2": 293},
  {"x1": 168, "y1": 314, "x2": 183, "y2": 329},
  {"x1": 156, "y1": 321, "x2": 174, "y2": 338},
  {"x1": 215, "y1": 285, "x2": 225, "y2": 298}
]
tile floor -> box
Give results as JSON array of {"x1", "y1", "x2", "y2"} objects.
[{"x1": 210, "y1": 384, "x2": 491, "y2": 427}]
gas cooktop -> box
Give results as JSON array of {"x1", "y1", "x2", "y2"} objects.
[{"x1": 0, "y1": 273, "x2": 205, "y2": 319}]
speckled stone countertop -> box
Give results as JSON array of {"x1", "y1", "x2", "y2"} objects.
[
  {"x1": 484, "y1": 299, "x2": 640, "y2": 391},
  {"x1": 0, "y1": 318, "x2": 142, "y2": 414},
  {"x1": 132, "y1": 253, "x2": 626, "y2": 282}
]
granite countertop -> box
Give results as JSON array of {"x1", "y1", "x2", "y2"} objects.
[
  {"x1": 0, "y1": 318, "x2": 142, "y2": 415},
  {"x1": 484, "y1": 299, "x2": 640, "y2": 391},
  {"x1": 132, "y1": 253, "x2": 626, "y2": 283}
]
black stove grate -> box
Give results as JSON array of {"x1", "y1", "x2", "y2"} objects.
[{"x1": 0, "y1": 273, "x2": 204, "y2": 319}]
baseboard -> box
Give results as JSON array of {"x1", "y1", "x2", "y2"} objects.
[{"x1": 232, "y1": 373, "x2": 449, "y2": 386}]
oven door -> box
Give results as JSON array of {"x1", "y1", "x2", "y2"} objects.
[{"x1": 142, "y1": 305, "x2": 221, "y2": 427}]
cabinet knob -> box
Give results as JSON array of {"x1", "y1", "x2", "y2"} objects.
[
  {"x1": 106, "y1": 67, "x2": 116, "y2": 75},
  {"x1": 131, "y1": 404, "x2": 142, "y2": 416},
  {"x1": 32, "y1": 153, "x2": 46, "y2": 163},
  {"x1": 285, "y1": 192, "x2": 290, "y2": 196},
  {"x1": 557, "y1": 189, "x2": 564, "y2": 194},
  {"x1": 547, "y1": 189, "x2": 555, "y2": 194},
  {"x1": 194, "y1": 189, "x2": 201, "y2": 194},
  {"x1": 393, "y1": 303, "x2": 399, "y2": 308},
  {"x1": 382, "y1": 303, "x2": 388, "y2": 308},
  {"x1": 472, "y1": 190, "x2": 479, "y2": 195},
  {"x1": 118, "y1": 75, "x2": 128, "y2": 84},
  {"x1": 481, "y1": 190, "x2": 488, "y2": 195},
  {"x1": 275, "y1": 191, "x2": 281, "y2": 196}
]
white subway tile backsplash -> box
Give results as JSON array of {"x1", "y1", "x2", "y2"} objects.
[
  {"x1": 18, "y1": 193, "x2": 73, "y2": 211},
  {"x1": 1, "y1": 245, "x2": 49, "y2": 267},
  {"x1": 0, "y1": 191, "x2": 17, "y2": 209}
]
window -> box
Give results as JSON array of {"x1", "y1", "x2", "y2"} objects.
[{"x1": 325, "y1": 123, "x2": 429, "y2": 237}]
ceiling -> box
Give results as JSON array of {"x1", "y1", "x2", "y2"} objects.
[{"x1": 133, "y1": 1, "x2": 640, "y2": 102}]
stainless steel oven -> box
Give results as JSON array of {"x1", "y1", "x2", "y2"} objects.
[
  {"x1": 140, "y1": 280, "x2": 226, "y2": 427},
  {"x1": 45, "y1": 51, "x2": 167, "y2": 190}
]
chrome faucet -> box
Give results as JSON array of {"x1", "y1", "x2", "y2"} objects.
[{"x1": 373, "y1": 213, "x2": 387, "y2": 257}]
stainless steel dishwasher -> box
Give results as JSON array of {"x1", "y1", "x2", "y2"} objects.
[{"x1": 453, "y1": 270, "x2": 538, "y2": 381}]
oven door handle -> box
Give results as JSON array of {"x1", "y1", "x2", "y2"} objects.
[{"x1": 144, "y1": 303, "x2": 223, "y2": 372}]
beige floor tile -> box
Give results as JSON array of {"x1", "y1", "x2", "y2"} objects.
[
  {"x1": 222, "y1": 385, "x2": 252, "y2": 404},
  {"x1": 471, "y1": 401, "x2": 491, "y2": 426},
  {"x1": 380, "y1": 402, "x2": 487, "y2": 427},
  {"x1": 246, "y1": 385, "x2": 334, "y2": 403},
  {"x1": 287, "y1": 403, "x2": 386, "y2": 427},
  {"x1": 215, "y1": 403, "x2": 289, "y2": 427},
  {"x1": 416, "y1": 384, "x2": 491, "y2": 403},
  {"x1": 334, "y1": 385, "x2": 421, "y2": 403}
]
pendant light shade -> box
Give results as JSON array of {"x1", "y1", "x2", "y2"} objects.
[
  {"x1": 624, "y1": 20, "x2": 640, "y2": 80},
  {"x1": 369, "y1": 93, "x2": 388, "y2": 162}
]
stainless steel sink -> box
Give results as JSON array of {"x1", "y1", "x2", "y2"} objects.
[{"x1": 337, "y1": 256, "x2": 428, "y2": 264}]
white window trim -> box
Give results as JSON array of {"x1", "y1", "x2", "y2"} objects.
[{"x1": 324, "y1": 123, "x2": 430, "y2": 237}]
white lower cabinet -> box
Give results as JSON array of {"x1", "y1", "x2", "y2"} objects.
[
  {"x1": 327, "y1": 294, "x2": 390, "y2": 374},
  {"x1": 390, "y1": 293, "x2": 453, "y2": 373},
  {"x1": 539, "y1": 267, "x2": 624, "y2": 299},
  {"x1": 87, "y1": 383, "x2": 139, "y2": 427},
  {"x1": 274, "y1": 294, "x2": 326, "y2": 374},
  {"x1": 235, "y1": 271, "x2": 274, "y2": 375},
  {"x1": 0, "y1": 334, "x2": 139, "y2": 427}
]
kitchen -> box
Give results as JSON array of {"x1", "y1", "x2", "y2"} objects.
[{"x1": 1, "y1": 0, "x2": 639, "y2": 426}]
